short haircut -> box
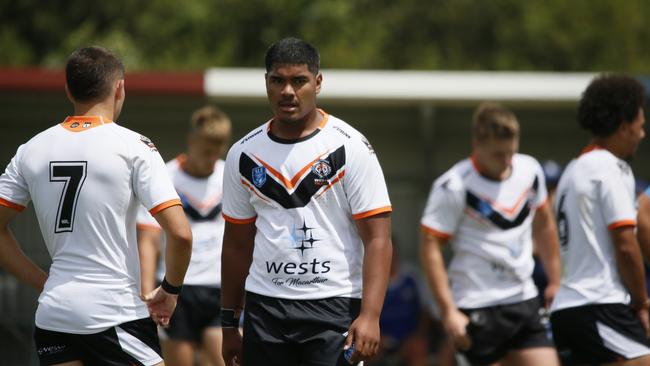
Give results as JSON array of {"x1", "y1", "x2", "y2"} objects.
[
  {"x1": 189, "y1": 105, "x2": 232, "y2": 144},
  {"x1": 472, "y1": 102, "x2": 520, "y2": 142},
  {"x1": 578, "y1": 74, "x2": 645, "y2": 137},
  {"x1": 65, "y1": 46, "x2": 124, "y2": 103},
  {"x1": 264, "y1": 37, "x2": 320, "y2": 75}
]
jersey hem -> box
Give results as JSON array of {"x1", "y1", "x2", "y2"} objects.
[
  {"x1": 352, "y1": 205, "x2": 392, "y2": 220},
  {"x1": 0, "y1": 197, "x2": 26, "y2": 211},
  {"x1": 149, "y1": 199, "x2": 182, "y2": 215},
  {"x1": 245, "y1": 289, "x2": 362, "y2": 301},
  {"x1": 222, "y1": 213, "x2": 256, "y2": 224}
]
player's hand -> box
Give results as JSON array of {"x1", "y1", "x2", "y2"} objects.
[
  {"x1": 344, "y1": 313, "x2": 381, "y2": 363},
  {"x1": 442, "y1": 308, "x2": 472, "y2": 351},
  {"x1": 222, "y1": 327, "x2": 243, "y2": 366},
  {"x1": 141, "y1": 286, "x2": 178, "y2": 327},
  {"x1": 543, "y1": 282, "x2": 560, "y2": 309}
]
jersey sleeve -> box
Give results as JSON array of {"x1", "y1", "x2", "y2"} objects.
[
  {"x1": 600, "y1": 173, "x2": 636, "y2": 230},
  {"x1": 131, "y1": 135, "x2": 180, "y2": 214},
  {"x1": 0, "y1": 145, "x2": 30, "y2": 211},
  {"x1": 420, "y1": 175, "x2": 465, "y2": 240},
  {"x1": 532, "y1": 159, "x2": 549, "y2": 208},
  {"x1": 343, "y1": 136, "x2": 391, "y2": 220},
  {"x1": 221, "y1": 146, "x2": 256, "y2": 224},
  {"x1": 136, "y1": 204, "x2": 161, "y2": 231}
]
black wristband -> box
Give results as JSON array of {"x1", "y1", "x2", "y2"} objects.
[
  {"x1": 161, "y1": 277, "x2": 182, "y2": 295},
  {"x1": 221, "y1": 309, "x2": 239, "y2": 328}
]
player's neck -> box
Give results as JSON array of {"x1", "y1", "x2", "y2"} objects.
[
  {"x1": 271, "y1": 109, "x2": 323, "y2": 140},
  {"x1": 591, "y1": 137, "x2": 627, "y2": 160},
  {"x1": 72, "y1": 102, "x2": 115, "y2": 121}
]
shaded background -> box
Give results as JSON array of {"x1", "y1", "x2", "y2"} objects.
[{"x1": 2, "y1": 0, "x2": 650, "y2": 364}]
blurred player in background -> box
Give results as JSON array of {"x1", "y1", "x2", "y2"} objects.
[
  {"x1": 137, "y1": 105, "x2": 231, "y2": 366},
  {"x1": 420, "y1": 102, "x2": 561, "y2": 366},
  {"x1": 550, "y1": 74, "x2": 650, "y2": 365},
  {"x1": 220, "y1": 37, "x2": 393, "y2": 366},
  {"x1": 0, "y1": 46, "x2": 192, "y2": 365}
]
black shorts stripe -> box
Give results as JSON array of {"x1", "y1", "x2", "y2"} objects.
[
  {"x1": 551, "y1": 303, "x2": 650, "y2": 364},
  {"x1": 34, "y1": 317, "x2": 162, "y2": 366}
]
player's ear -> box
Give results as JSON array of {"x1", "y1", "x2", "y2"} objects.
[
  {"x1": 115, "y1": 79, "x2": 125, "y2": 102},
  {"x1": 315, "y1": 72, "x2": 322, "y2": 95}
]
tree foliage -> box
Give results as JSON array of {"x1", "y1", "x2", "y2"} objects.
[{"x1": 1, "y1": 0, "x2": 649, "y2": 72}]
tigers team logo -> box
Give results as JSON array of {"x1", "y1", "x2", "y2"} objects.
[
  {"x1": 252, "y1": 166, "x2": 267, "y2": 188},
  {"x1": 311, "y1": 159, "x2": 332, "y2": 186}
]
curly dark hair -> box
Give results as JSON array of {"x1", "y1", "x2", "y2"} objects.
[{"x1": 578, "y1": 74, "x2": 645, "y2": 137}]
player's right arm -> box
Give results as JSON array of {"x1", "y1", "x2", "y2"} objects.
[
  {"x1": 419, "y1": 171, "x2": 468, "y2": 350},
  {"x1": 221, "y1": 220, "x2": 255, "y2": 366},
  {"x1": 0, "y1": 205, "x2": 48, "y2": 292},
  {"x1": 420, "y1": 231, "x2": 470, "y2": 351}
]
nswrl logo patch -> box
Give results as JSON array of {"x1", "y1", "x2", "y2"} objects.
[{"x1": 252, "y1": 166, "x2": 267, "y2": 188}]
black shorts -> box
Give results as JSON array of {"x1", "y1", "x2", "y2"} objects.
[
  {"x1": 160, "y1": 285, "x2": 221, "y2": 343},
  {"x1": 459, "y1": 297, "x2": 553, "y2": 365},
  {"x1": 551, "y1": 303, "x2": 650, "y2": 365},
  {"x1": 242, "y1": 291, "x2": 361, "y2": 366},
  {"x1": 34, "y1": 317, "x2": 162, "y2": 366}
]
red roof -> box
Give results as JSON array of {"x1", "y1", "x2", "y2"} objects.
[{"x1": 0, "y1": 68, "x2": 204, "y2": 95}]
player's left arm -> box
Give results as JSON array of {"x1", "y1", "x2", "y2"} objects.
[
  {"x1": 347, "y1": 212, "x2": 392, "y2": 362},
  {"x1": 0, "y1": 205, "x2": 48, "y2": 292},
  {"x1": 532, "y1": 200, "x2": 562, "y2": 308}
]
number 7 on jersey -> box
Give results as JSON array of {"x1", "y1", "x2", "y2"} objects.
[{"x1": 50, "y1": 161, "x2": 87, "y2": 233}]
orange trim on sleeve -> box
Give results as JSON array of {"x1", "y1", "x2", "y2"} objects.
[
  {"x1": 222, "y1": 213, "x2": 257, "y2": 224},
  {"x1": 535, "y1": 197, "x2": 549, "y2": 210},
  {"x1": 607, "y1": 220, "x2": 636, "y2": 230},
  {"x1": 421, "y1": 225, "x2": 452, "y2": 241},
  {"x1": 352, "y1": 206, "x2": 392, "y2": 220},
  {"x1": 149, "y1": 199, "x2": 182, "y2": 215},
  {"x1": 0, "y1": 197, "x2": 25, "y2": 212},
  {"x1": 136, "y1": 223, "x2": 162, "y2": 232}
]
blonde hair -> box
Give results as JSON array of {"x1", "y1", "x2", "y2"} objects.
[
  {"x1": 189, "y1": 105, "x2": 232, "y2": 143},
  {"x1": 472, "y1": 102, "x2": 519, "y2": 142}
]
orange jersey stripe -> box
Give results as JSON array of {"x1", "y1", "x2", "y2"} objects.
[
  {"x1": 315, "y1": 171, "x2": 346, "y2": 198},
  {"x1": 223, "y1": 213, "x2": 256, "y2": 224},
  {"x1": 608, "y1": 220, "x2": 636, "y2": 230},
  {"x1": 0, "y1": 197, "x2": 25, "y2": 212},
  {"x1": 253, "y1": 149, "x2": 332, "y2": 191},
  {"x1": 136, "y1": 223, "x2": 161, "y2": 232},
  {"x1": 421, "y1": 224, "x2": 452, "y2": 241},
  {"x1": 241, "y1": 180, "x2": 272, "y2": 204},
  {"x1": 149, "y1": 199, "x2": 182, "y2": 215},
  {"x1": 352, "y1": 206, "x2": 392, "y2": 220}
]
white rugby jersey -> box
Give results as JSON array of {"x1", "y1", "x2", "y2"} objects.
[
  {"x1": 550, "y1": 147, "x2": 635, "y2": 312},
  {"x1": 0, "y1": 116, "x2": 180, "y2": 334},
  {"x1": 137, "y1": 156, "x2": 225, "y2": 286},
  {"x1": 222, "y1": 110, "x2": 391, "y2": 300},
  {"x1": 421, "y1": 154, "x2": 547, "y2": 308}
]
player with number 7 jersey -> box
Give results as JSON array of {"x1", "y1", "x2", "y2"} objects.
[{"x1": 0, "y1": 47, "x2": 191, "y2": 365}]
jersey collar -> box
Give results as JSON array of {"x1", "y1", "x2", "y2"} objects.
[{"x1": 61, "y1": 116, "x2": 113, "y2": 132}]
